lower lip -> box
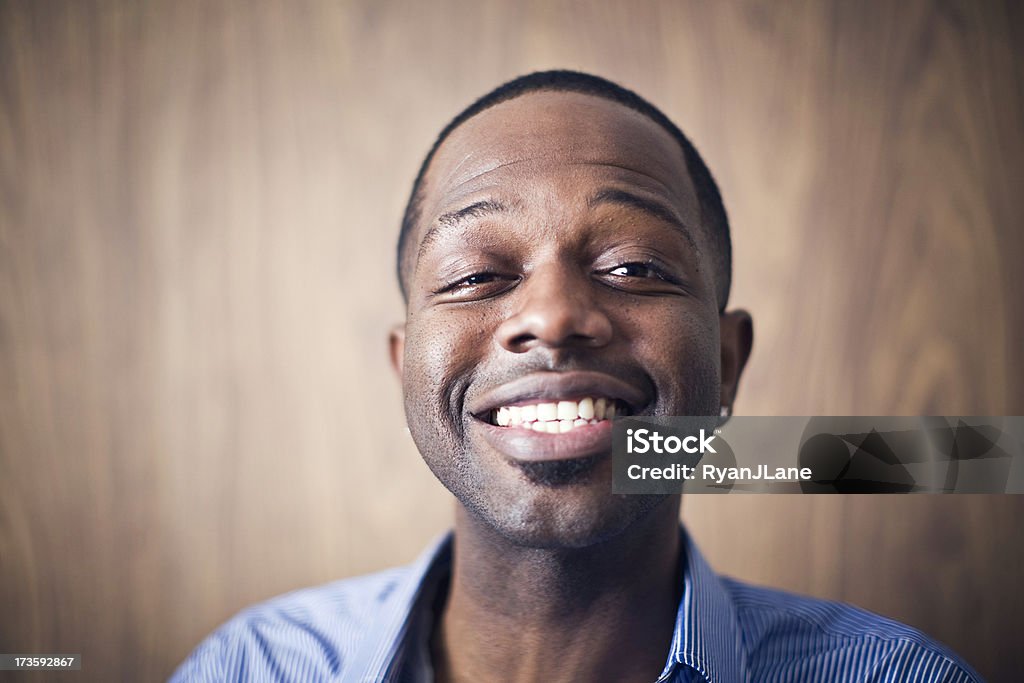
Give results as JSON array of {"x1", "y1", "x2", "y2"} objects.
[{"x1": 475, "y1": 419, "x2": 615, "y2": 463}]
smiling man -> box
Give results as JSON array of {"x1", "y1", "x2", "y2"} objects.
[{"x1": 172, "y1": 71, "x2": 982, "y2": 683}]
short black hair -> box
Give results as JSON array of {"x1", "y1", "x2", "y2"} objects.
[{"x1": 397, "y1": 69, "x2": 732, "y2": 310}]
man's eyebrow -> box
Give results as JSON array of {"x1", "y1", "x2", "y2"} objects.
[
  {"x1": 588, "y1": 188, "x2": 700, "y2": 253},
  {"x1": 417, "y1": 200, "x2": 511, "y2": 260},
  {"x1": 437, "y1": 199, "x2": 509, "y2": 228}
]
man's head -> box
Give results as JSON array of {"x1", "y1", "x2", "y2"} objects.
[
  {"x1": 389, "y1": 71, "x2": 752, "y2": 549},
  {"x1": 397, "y1": 70, "x2": 733, "y2": 311}
]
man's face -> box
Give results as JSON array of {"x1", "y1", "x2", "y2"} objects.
[{"x1": 393, "y1": 91, "x2": 733, "y2": 548}]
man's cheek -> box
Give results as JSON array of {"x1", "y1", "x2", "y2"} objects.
[
  {"x1": 403, "y1": 325, "x2": 477, "y2": 421},
  {"x1": 637, "y1": 322, "x2": 719, "y2": 413},
  {"x1": 404, "y1": 322, "x2": 455, "y2": 384}
]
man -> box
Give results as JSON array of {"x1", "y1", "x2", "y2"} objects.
[{"x1": 172, "y1": 71, "x2": 982, "y2": 682}]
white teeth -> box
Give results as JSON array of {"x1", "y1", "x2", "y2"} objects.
[
  {"x1": 537, "y1": 402, "x2": 558, "y2": 421},
  {"x1": 578, "y1": 397, "x2": 594, "y2": 420},
  {"x1": 489, "y1": 396, "x2": 628, "y2": 430}
]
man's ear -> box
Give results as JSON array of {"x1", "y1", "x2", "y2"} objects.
[
  {"x1": 388, "y1": 324, "x2": 406, "y2": 379},
  {"x1": 719, "y1": 309, "x2": 753, "y2": 411}
]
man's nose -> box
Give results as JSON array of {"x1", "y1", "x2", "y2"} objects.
[{"x1": 496, "y1": 266, "x2": 613, "y2": 353}]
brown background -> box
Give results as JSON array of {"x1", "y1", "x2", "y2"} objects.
[{"x1": 1, "y1": 1, "x2": 1022, "y2": 681}]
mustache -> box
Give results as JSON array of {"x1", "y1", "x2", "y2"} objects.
[{"x1": 468, "y1": 350, "x2": 653, "y2": 398}]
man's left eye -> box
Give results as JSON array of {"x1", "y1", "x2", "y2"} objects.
[{"x1": 605, "y1": 262, "x2": 665, "y2": 279}]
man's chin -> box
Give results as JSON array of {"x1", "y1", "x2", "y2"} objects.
[{"x1": 459, "y1": 477, "x2": 673, "y2": 550}]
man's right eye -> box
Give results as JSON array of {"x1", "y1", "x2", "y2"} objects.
[
  {"x1": 434, "y1": 272, "x2": 518, "y2": 299},
  {"x1": 455, "y1": 273, "x2": 499, "y2": 287}
]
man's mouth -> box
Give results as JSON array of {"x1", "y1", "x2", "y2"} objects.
[
  {"x1": 468, "y1": 371, "x2": 648, "y2": 463},
  {"x1": 488, "y1": 397, "x2": 632, "y2": 433}
]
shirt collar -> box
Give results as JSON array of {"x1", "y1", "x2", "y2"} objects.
[
  {"x1": 662, "y1": 527, "x2": 747, "y2": 683},
  {"x1": 345, "y1": 533, "x2": 453, "y2": 683},
  {"x1": 347, "y1": 527, "x2": 746, "y2": 683}
]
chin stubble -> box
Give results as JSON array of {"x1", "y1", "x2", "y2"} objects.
[{"x1": 512, "y1": 455, "x2": 600, "y2": 487}]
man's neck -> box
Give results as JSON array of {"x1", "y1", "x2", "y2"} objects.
[{"x1": 432, "y1": 499, "x2": 683, "y2": 683}]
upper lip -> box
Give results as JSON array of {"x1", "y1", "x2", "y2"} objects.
[{"x1": 468, "y1": 370, "x2": 651, "y2": 419}]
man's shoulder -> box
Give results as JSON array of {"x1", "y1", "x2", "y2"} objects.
[
  {"x1": 169, "y1": 565, "x2": 414, "y2": 682},
  {"x1": 721, "y1": 577, "x2": 984, "y2": 682}
]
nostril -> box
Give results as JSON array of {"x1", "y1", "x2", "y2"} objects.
[{"x1": 508, "y1": 333, "x2": 536, "y2": 349}]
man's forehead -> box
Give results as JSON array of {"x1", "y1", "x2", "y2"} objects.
[{"x1": 420, "y1": 91, "x2": 700, "y2": 221}]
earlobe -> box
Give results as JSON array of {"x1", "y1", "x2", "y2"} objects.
[
  {"x1": 719, "y1": 309, "x2": 754, "y2": 411},
  {"x1": 389, "y1": 324, "x2": 406, "y2": 379}
]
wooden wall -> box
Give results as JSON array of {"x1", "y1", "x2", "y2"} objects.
[{"x1": 1, "y1": 1, "x2": 1021, "y2": 680}]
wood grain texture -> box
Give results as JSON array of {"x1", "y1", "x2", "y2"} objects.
[{"x1": 0, "y1": 1, "x2": 1021, "y2": 680}]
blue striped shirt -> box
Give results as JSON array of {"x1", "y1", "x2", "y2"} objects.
[{"x1": 170, "y1": 529, "x2": 983, "y2": 682}]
